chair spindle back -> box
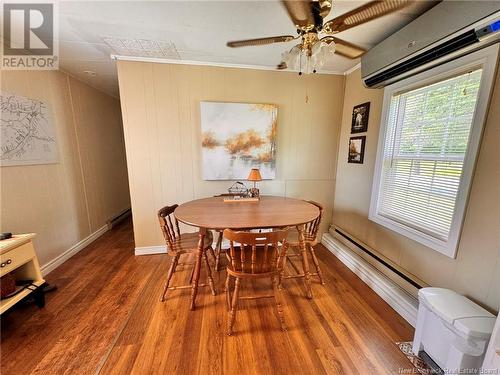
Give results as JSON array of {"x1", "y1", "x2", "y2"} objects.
[
  {"x1": 158, "y1": 205, "x2": 181, "y2": 251},
  {"x1": 223, "y1": 228, "x2": 289, "y2": 274},
  {"x1": 304, "y1": 201, "x2": 323, "y2": 241}
]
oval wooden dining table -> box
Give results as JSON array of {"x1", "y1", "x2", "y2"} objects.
[{"x1": 175, "y1": 195, "x2": 320, "y2": 310}]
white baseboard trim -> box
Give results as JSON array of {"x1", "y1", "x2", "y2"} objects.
[
  {"x1": 134, "y1": 245, "x2": 166, "y2": 256},
  {"x1": 321, "y1": 233, "x2": 418, "y2": 327},
  {"x1": 41, "y1": 224, "x2": 110, "y2": 276}
]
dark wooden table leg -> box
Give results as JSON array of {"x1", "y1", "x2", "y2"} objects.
[
  {"x1": 190, "y1": 227, "x2": 206, "y2": 310},
  {"x1": 297, "y1": 224, "x2": 313, "y2": 299}
]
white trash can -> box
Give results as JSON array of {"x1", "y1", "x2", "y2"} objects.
[{"x1": 412, "y1": 288, "x2": 496, "y2": 372}]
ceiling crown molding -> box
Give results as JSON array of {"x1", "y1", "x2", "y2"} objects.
[
  {"x1": 110, "y1": 54, "x2": 347, "y2": 76},
  {"x1": 344, "y1": 63, "x2": 361, "y2": 76}
]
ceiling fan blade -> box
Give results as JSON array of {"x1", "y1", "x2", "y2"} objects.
[
  {"x1": 323, "y1": 0, "x2": 413, "y2": 33},
  {"x1": 329, "y1": 37, "x2": 367, "y2": 59},
  {"x1": 227, "y1": 35, "x2": 296, "y2": 48},
  {"x1": 282, "y1": 0, "x2": 314, "y2": 28}
]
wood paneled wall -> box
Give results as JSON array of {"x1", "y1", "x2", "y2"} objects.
[
  {"x1": 332, "y1": 67, "x2": 500, "y2": 312},
  {"x1": 1, "y1": 70, "x2": 130, "y2": 267},
  {"x1": 116, "y1": 61, "x2": 344, "y2": 248}
]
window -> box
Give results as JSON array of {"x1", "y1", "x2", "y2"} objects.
[{"x1": 369, "y1": 45, "x2": 498, "y2": 258}]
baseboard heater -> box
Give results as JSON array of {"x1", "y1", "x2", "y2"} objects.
[
  {"x1": 334, "y1": 229, "x2": 423, "y2": 290},
  {"x1": 107, "y1": 208, "x2": 132, "y2": 229}
]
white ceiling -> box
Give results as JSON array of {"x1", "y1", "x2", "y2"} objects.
[{"x1": 57, "y1": 1, "x2": 437, "y2": 97}]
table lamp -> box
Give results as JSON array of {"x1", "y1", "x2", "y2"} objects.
[{"x1": 247, "y1": 168, "x2": 262, "y2": 198}]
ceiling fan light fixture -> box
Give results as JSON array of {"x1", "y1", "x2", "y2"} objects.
[
  {"x1": 282, "y1": 45, "x2": 302, "y2": 70},
  {"x1": 285, "y1": 39, "x2": 336, "y2": 74},
  {"x1": 314, "y1": 40, "x2": 336, "y2": 71},
  {"x1": 321, "y1": 39, "x2": 336, "y2": 59},
  {"x1": 227, "y1": 0, "x2": 405, "y2": 73}
]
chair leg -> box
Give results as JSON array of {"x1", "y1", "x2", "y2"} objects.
[
  {"x1": 225, "y1": 274, "x2": 232, "y2": 311},
  {"x1": 189, "y1": 264, "x2": 195, "y2": 284},
  {"x1": 227, "y1": 277, "x2": 241, "y2": 336},
  {"x1": 278, "y1": 254, "x2": 287, "y2": 290},
  {"x1": 308, "y1": 243, "x2": 325, "y2": 285},
  {"x1": 160, "y1": 254, "x2": 180, "y2": 302},
  {"x1": 297, "y1": 226, "x2": 313, "y2": 299},
  {"x1": 215, "y1": 231, "x2": 223, "y2": 271},
  {"x1": 208, "y1": 246, "x2": 217, "y2": 265},
  {"x1": 190, "y1": 229, "x2": 206, "y2": 311},
  {"x1": 272, "y1": 276, "x2": 287, "y2": 331},
  {"x1": 203, "y1": 249, "x2": 216, "y2": 296}
]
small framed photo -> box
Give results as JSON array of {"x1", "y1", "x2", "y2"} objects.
[
  {"x1": 348, "y1": 136, "x2": 366, "y2": 164},
  {"x1": 351, "y1": 102, "x2": 370, "y2": 133}
]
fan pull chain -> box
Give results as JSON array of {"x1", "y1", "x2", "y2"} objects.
[{"x1": 299, "y1": 51, "x2": 303, "y2": 76}]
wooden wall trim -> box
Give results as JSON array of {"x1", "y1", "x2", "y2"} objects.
[{"x1": 135, "y1": 245, "x2": 167, "y2": 256}]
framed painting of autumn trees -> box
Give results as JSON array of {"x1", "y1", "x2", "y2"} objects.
[{"x1": 200, "y1": 102, "x2": 277, "y2": 180}]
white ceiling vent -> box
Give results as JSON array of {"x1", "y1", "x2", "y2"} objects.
[{"x1": 102, "y1": 36, "x2": 180, "y2": 59}]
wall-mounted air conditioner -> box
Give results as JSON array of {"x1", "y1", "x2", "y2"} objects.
[{"x1": 361, "y1": 1, "x2": 500, "y2": 88}]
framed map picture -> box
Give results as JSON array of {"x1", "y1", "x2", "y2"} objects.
[
  {"x1": 348, "y1": 136, "x2": 366, "y2": 164},
  {"x1": 1, "y1": 92, "x2": 58, "y2": 166},
  {"x1": 200, "y1": 102, "x2": 277, "y2": 180}
]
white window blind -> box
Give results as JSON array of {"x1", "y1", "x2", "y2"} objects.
[
  {"x1": 377, "y1": 69, "x2": 483, "y2": 242},
  {"x1": 370, "y1": 46, "x2": 498, "y2": 258}
]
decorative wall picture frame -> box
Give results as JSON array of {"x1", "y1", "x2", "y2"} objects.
[
  {"x1": 351, "y1": 102, "x2": 370, "y2": 134},
  {"x1": 200, "y1": 101, "x2": 277, "y2": 180},
  {"x1": 348, "y1": 136, "x2": 366, "y2": 164},
  {"x1": 1, "y1": 91, "x2": 59, "y2": 166}
]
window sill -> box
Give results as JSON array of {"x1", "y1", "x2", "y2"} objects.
[{"x1": 368, "y1": 212, "x2": 458, "y2": 259}]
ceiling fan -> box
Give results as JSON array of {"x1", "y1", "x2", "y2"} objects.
[{"x1": 227, "y1": 0, "x2": 414, "y2": 74}]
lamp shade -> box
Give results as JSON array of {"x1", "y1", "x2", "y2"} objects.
[{"x1": 247, "y1": 168, "x2": 262, "y2": 181}]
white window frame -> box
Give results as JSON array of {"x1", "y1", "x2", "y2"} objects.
[{"x1": 369, "y1": 44, "x2": 499, "y2": 258}]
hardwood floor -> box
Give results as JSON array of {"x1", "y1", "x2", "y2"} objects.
[{"x1": 1, "y1": 220, "x2": 415, "y2": 374}]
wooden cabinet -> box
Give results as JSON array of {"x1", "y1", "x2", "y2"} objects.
[{"x1": 0, "y1": 234, "x2": 45, "y2": 314}]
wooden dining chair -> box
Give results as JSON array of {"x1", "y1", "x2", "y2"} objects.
[
  {"x1": 283, "y1": 201, "x2": 325, "y2": 286},
  {"x1": 224, "y1": 228, "x2": 289, "y2": 335},
  {"x1": 158, "y1": 205, "x2": 216, "y2": 304}
]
